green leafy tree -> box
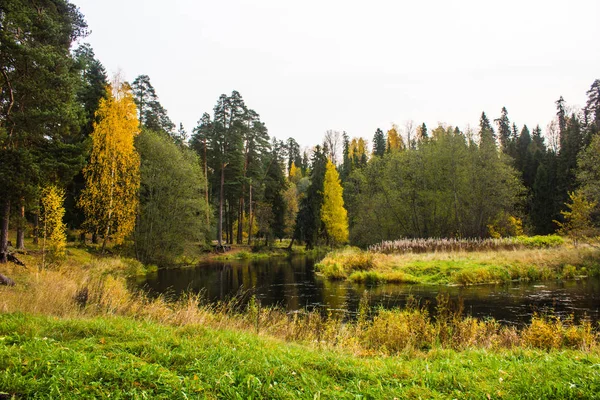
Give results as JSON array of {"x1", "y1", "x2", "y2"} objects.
[
  {"x1": 555, "y1": 191, "x2": 598, "y2": 246},
  {"x1": 134, "y1": 129, "x2": 210, "y2": 264},
  {"x1": 578, "y1": 131, "x2": 600, "y2": 204}
]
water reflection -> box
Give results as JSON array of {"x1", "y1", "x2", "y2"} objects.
[{"x1": 140, "y1": 255, "x2": 600, "y2": 326}]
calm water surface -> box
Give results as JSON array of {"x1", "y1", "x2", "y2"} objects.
[{"x1": 139, "y1": 254, "x2": 600, "y2": 325}]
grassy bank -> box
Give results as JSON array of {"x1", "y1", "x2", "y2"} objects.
[
  {"x1": 1, "y1": 313, "x2": 599, "y2": 399},
  {"x1": 211, "y1": 243, "x2": 324, "y2": 261},
  {"x1": 316, "y1": 242, "x2": 600, "y2": 285},
  {"x1": 2, "y1": 241, "x2": 600, "y2": 397}
]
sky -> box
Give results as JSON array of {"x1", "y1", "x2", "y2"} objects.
[{"x1": 73, "y1": 0, "x2": 600, "y2": 148}]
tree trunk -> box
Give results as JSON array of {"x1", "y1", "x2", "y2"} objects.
[
  {"x1": 92, "y1": 231, "x2": 98, "y2": 244},
  {"x1": 0, "y1": 199, "x2": 9, "y2": 263},
  {"x1": 237, "y1": 195, "x2": 244, "y2": 244},
  {"x1": 225, "y1": 199, "x2": 230, "y2": 244},
  {"x1": 247, "y1": 184, "x2": 253, "y2": 245},
  {"x1": 218, "y1": 163, "x2": 225, "y2": 247},
  {"x1": 203, "y1": 137, "x2": 210, "y2": 226},
  {"x1": 16, "y1": 199, "x2": 25, "y2": 250},
  {"x1": 228, "y1": 201, "x2": 234, "y2": 244},
  {"x1": 32, "y1": 210, "x2": 39, "y2": 245}
]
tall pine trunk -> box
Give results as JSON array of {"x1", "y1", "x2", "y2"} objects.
[
  {"x1": 247, "y1": 184, "x2": 253, "y2": 245},
  {"x1": 203, "y1": 137, "x2": 210, "y2": 227},
  {"x1": 16, "y1": 199, "x2": 25, "y2": 250},
  {"x1": 0, "y1": 200, "x2": 10, "y2": 263},
  {"x1": 237, "y1": 195, "x2": 244, "y2": 244},
  {"x1": 218, "y1": 163, "x2": 225, "y2": 247}
]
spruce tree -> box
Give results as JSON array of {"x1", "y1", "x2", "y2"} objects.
[
  {"x1": 372, "y1": 128, "x2": 386, "y2": 156},
  {"x1": 495, "y1": 107, "x2": 513, "y2": 155}
]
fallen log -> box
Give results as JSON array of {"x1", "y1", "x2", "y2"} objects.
[
  {"x1": 0, "y1": 252, "x2": 26, "y2": 267},
  {"x1": 0, "y1": 273, "x2": 15, "y2": 286}
]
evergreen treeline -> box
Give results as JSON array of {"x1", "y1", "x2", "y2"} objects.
[{"x1": 1, "y1": 0, "x2": 599, "y2": 266}]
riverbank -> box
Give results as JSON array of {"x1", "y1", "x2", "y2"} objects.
[
  {"x1": 1, "y1": 241, "x2": 600, "y2": 397},
  {"x1": 315, "y1": 241, "x2": 600, "y2": 285},
  {"x1": 210, "y1": 242, "x2": 325, "y2": 261}
]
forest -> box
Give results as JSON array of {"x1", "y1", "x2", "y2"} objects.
[
  {"x1": 3, "y1": 1, "x2": 600, "y2": 398},
  {"x1": 1, "y1": 0, "x2": 600, "y2": 269}
]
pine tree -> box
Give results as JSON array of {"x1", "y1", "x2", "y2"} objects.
[
  {"x1": 79, "y1": 83, "x2": 140, "y2": 251},
  {"x1": 131, "y1": 75, "x2": 175, "y2": 136},
  {"x1": 584, "y1": 79, "x2": 600, "y2": 145},
  {"x1": 0, "y1": 0, "x2": 87, "y2": 263},
  {"x1": 372, "y1": 128, "x2": 386, "y2": 156},
  {"x1": 321, "y1": 160, "x2": 349, "y2": 245}
]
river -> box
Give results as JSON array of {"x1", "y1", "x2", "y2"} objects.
[{"x1": 139, "y1": 254, "x2": 600, "y2": 326}]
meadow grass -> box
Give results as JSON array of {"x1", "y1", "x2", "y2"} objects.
[
  {"x1": 0, "y1": 313, "x2": 599, "y2": 399},
  {"x1": 316, "y1": 242, "x2": 600, "y2": 285}
]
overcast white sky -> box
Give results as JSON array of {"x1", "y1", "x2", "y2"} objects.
[{"x1": 74, "y1": 0, "x2": 599, "y2": 147}]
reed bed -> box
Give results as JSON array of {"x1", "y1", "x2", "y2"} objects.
[{"x1": 368, "y1": 235, "x2": 564, "y2": 254}]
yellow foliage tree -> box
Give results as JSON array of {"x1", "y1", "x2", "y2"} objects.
[
  {"x1": 79, "y1": 83, "x2": 140, "y2": 251},
  {"x1": 386, "y1": 125, "x2": 404, "y2": 152},
  {"x1": 289, "y1": 162, "x2": 302, "y2": 184},
  {"x1": 41, "y1": 185, "x2": 67, "y2": 266},
  {"x1": 349, "y1": 137, "x2": 368, "y2": 165},
  {"x1": 321, "y1": 160, "x2": 349, "y2": 245}
]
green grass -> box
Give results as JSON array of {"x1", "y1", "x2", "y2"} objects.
[
  {"x1": 1, "y1": 313, "x2": 599, "y2": 399},
  {"x1": 317, "y1": 243, "x2": 600, "y2": 285},
  {"x1": 213, "y1": 244, "x2": 326, "y2": 261}
]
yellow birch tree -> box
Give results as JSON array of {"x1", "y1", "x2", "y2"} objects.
[
  {"x1": 41, "y1": 185, "x2": 67, "y2": 266},
  {"x1": 79, "y1": 83, "x2": 140, "y2": 251},
  {"x1": 321, "y1": 160, "x2": 349, "y2": 244},
  {"x1": 386, "y1": 125, "x2": 404, "y2": 152}
]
